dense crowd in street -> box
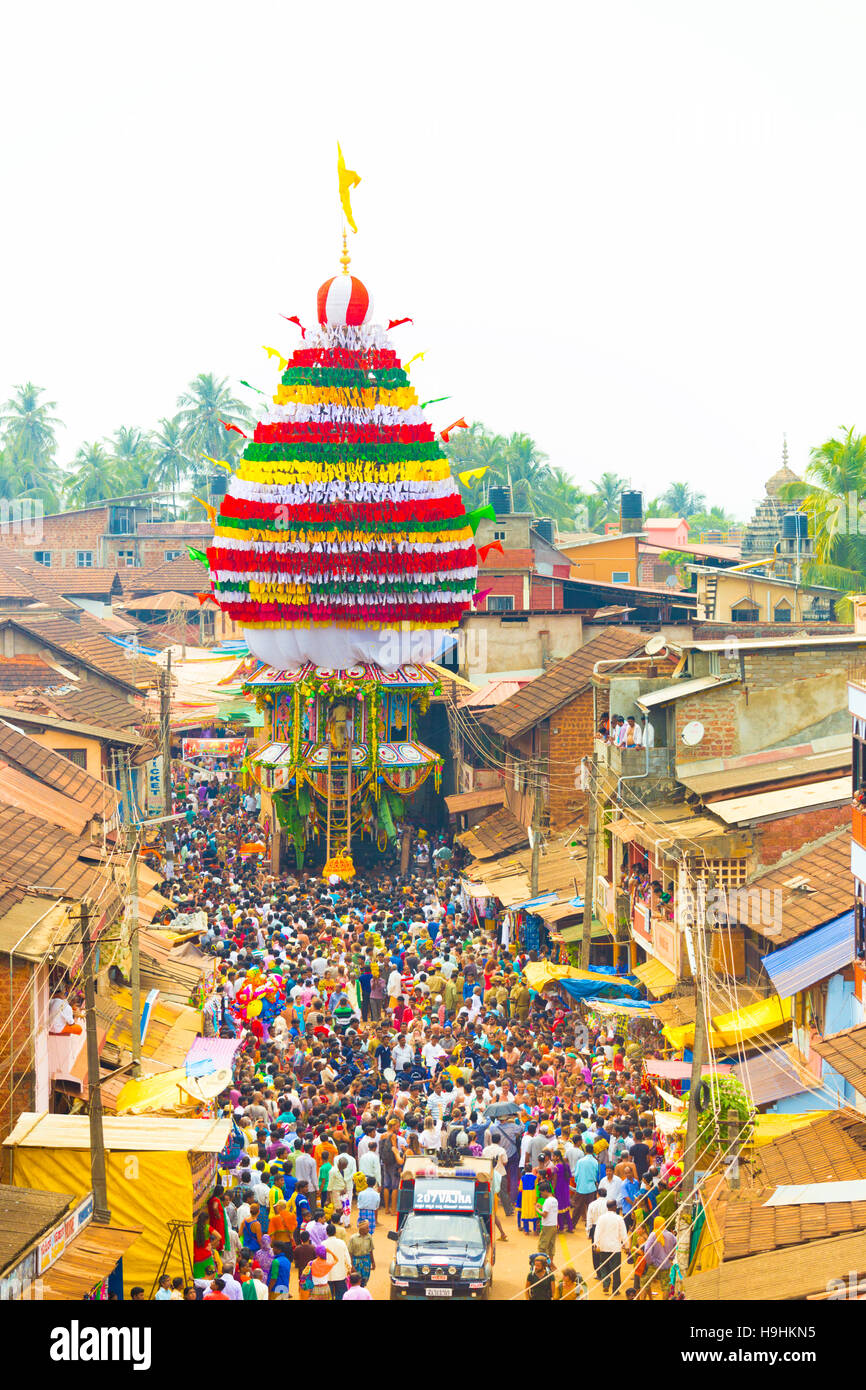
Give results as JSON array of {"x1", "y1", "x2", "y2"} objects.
[{"x1": 151, "y1": 757, "x2": 686, "y2": 1302}]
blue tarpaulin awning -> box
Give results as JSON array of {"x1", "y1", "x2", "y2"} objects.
[
  {"x1": 761, "y1": 911, "x2": 855, "y2": 998},
  {"x1": 558, "y1": 977, "x2": 643, "y2": 1004}
]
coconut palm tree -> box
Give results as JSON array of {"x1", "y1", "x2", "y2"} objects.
[
  {"x1": 779, "y1": 426, "x2": 866, "y2": 602},
  {"x1": 590, "y1": 472, "x2": 628, "y2": 525},
  {"x1": 536, "y1": 467, "x2": 584, "y2": 527},
  {"x1": 687, "y1": 504, "x2": 739, "y2": 536},
  {"x1": 0, "y1": 383, "x2": 64, "y2": 509},
  {"x1": 151, "y1": 415, "x2": 191, "y2": 515},
  {"x1": 65, "y1": 442, "x2": 121, "y2": 507},
  {"x1": 110, "y1": 426, "x2": 155, "y2": 494},
  {"x1": 660, "y1": 481, "x2": 705, "y2": 517},
  {"x1": 177, "y1": 372, "x2": 250, "y2": 466}
]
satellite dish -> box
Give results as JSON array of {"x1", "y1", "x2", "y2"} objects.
[
  {"x1": 682, "y1": 720, "x2": 705, "y2": 747},
  {"x1": 645, "y1": 633, "x2": 668, "y2": 656}
]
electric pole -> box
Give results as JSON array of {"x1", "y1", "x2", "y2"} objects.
[
  {"x1": 446, "y1": 678, "x2": 462, "y2": 794},
  {"x1": 682, "y1": 867, "x2": 715, "y2": 1200},
  {"x1": 530, "y1": 755, "x2": 543, "y2": 898},
  {"x1": 580, "y1": 753, "x2": 599, "y2": 971},
  {"x1": 117, "y1": 751, "x2": 141, "y2": 1079},
  {"x1": 81, "y1": 898, "x2": 110, "y2": 1223},
  {"x1": 161, "y1": 650, "x2": 172, "y2": 818}
]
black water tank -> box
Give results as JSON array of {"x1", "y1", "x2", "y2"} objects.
[
  {"x1": 620, "y1": 490, "x2": 643, "y2": 520},
  {"x1": 782, "y1": 512, "x2": 808, "y2": 539},
  {"x1": 534, "y1": 517, "x2": 555, "y2": 544},
  {"x1": 488, "y1": 484, "x2": 513, "y2": 517}
]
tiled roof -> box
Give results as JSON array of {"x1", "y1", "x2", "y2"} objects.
[
  {"x1": 0, "y1": 614, "x2": 160, "y2": 690},
  {"x1": 721, "y1": 1115, "x2": 866, "y2": 1259},
  {"x1": 0, "y1": 719, "x2": 117, "y2": 818},
  {"x1": 122, "y1": 556, "x2": 210, "y2": 596},
  {"x1": 31, "y1": 567, "x2": 123, "y2": 597},
  {"x1": 482, "y1": 627, "x2": 649, "y2": 739},
  {"x1": 733, "y1": 829, "x2": 851, "y2": 944},
  {"x1": 6, "y1": 686, "x2": 144, "y2": 732},
  {"x1": 0, "y1": 1185, "x2": 74, "y2": 1269},
  {"x1": 0, "y1": 657, "x2": 59, "y2": 690},
  {"x1": 455, "y1": 806, "x2": 529, "y2": 860},
  {"x1": 0, "y1": 803, "x2": 115, "y2": 903},
  {"x1": 812, "y1": 1023, "x2": 866, "y2": 1097},
  {"x1": 0, "y1": 549, "x2": 81, "y2": 609},
  {"x1": 751, "y1": 1111, "x2": 866, "y2": 1187}
]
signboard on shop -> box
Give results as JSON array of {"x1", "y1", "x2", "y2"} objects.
[{"x1": 36, "y1": 1192, "x2": 94, "y2": 1276}]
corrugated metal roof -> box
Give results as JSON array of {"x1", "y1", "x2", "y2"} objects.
[
  {"x1": 185, "y1": 1037, "x2": 242, "y2": 1070},
  {"x1": 707, "y1": 776, "x2": 851, "y2": 824},
  {"x1": 444, "y1": 788, "x2": 506, "y2": 813},
  {"x1": 761, "y1": 911, "x2": 855, "y2": 997},
  {"x1": 3, "y1": 1112, "x2": 231, "y2": 1153},
  {"x1": 765, "y1": 1180, "x2": 866, "y2": 1206},
  {"x1": 635, "y1": 674, "x2": 739, "y2": 710},
  {"x1": 732, "y1": 1045, "x2": 814, "y2": 1106}
]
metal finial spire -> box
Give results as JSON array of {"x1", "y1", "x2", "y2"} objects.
[
  {"x1": 782, "y1": 433, "x2": 789, "y2": 467},
  {"x1": 339, "y1": 227, "x2": 351, "y2": 276}
]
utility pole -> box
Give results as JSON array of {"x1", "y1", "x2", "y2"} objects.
[
  {"x1": 116, "y1": 751, "x2": 141, "y2": 1079},
  {"x1": 580, "y1": 753, "x2": 599, "y2": 971},
  {"x1": 81, "y1": 898, "x2": 110, "y2": 1223},
  {"x1": 446, "y1": 678, "x2": 462, "y2": 794},
  {"x1": 530, "y1": 755, "x2": 543, "y2": 897},
  {"x1": 682, "y1": 868, "x2": 715, "y2": 1201},
  {"x1": 161, "y1": 650, "x2": 172, "y2": 819}
]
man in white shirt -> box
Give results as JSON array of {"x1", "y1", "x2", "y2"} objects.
[
  {"x1": 391, "y1": 1035, "x2": 414, "y2": 1071},
  {"x1": 359, "y1": 1143, "x2": 382, "y2": 1186},
  {"x1": 324, "y1": 1226, "x2": 352, "y2": 1299},
  {"x1": 537, "y1": 1184, "x2": 559, "y2": 1260},
  {"x1": 422, "y1": 1038, "x2": 446, "y2": 1074},
  {"x1": 218, "y1": 1263, "x2": 244, "y2": 1301},
  {"x1": 592, "y1": 1199, "x2": 629, "y2": 1296}
]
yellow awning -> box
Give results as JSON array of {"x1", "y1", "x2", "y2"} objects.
[
  {"x1": 523, "y1": 962, "x2": 628, "y2": 993},
  {"x1": 748, "y1": 1112, "x2": 817, "y2": 1146},
  {"x1": 663, "y1": 994, "x2": 791, "y2": 1050},
  {"x1": 116, "y1": 1065, "x2": 233, "y2": 1116},
  {"x1": 633, "y1": 958, "x2": 677, "y2": 998},
  {"x1": 523, "y1": 963, "x2": 578, "y2": 991}
]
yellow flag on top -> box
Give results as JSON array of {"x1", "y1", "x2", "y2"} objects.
[{"x1": 337, "y1": 143, "x2": 361, "y2": 233}]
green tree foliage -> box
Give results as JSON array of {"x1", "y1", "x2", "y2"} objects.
[
  {"x1": 66, "y1": 442, "x2": 118, "y2": 507},
  {"x1": 780, "y1": 427, "x2": 866, "y2": 604},
  {"x1": 0, "y1": 383, "x2": 64, "y2": 509},
  {"x1": 660, "y1": 480, "x2": 706, "y2": 517}
]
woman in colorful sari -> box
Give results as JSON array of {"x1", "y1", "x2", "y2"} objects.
[
  {"x1": 552, "y1": 1150, "x2": 574, "y2": 1232},
  {"x1": 207, "y1": 1194, "x2": 231, "y2": 1261},
  {"x1": 193, "y1": 1212, "x2": 217, "y2": 1281}
]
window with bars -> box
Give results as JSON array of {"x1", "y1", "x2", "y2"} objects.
[{"x1": 55, "y1": 747, "x2": 87, "y2": 770}]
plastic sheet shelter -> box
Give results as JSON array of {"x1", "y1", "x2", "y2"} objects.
[
  {"x1": 3, "y1": 1113, "x2": 230, "y2": 1295},
  {"x1": 115, "y1": 1065, "x2": 233, "y2": 1116},
  {"x1": 662, "y1": 993, "x2": 791, "y2": 1050}
]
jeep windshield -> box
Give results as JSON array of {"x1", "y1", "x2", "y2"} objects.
[{"x1": 399, "y1": 1214, "x2": 484, "y2": 1247}]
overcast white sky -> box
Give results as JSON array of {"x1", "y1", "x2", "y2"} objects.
[{"x1": 2, "y1": 0, "x2": 865, "y2": 519}]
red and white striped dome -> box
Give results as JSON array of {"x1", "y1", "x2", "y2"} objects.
[{"x1": 317, "y1": 274, "x2": 371, "y2": 327}]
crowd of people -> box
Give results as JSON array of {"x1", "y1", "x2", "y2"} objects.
[{"x1": 150, "y1": 753, "x2": 686, "y2": 1302}]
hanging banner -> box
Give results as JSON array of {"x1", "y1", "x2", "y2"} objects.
[
  {"x1": 145, "y1": 755, "x2": 164, "y2": 815},
  {"x1": 182, "y1": 737, "x2": 247, "y2": 758}
]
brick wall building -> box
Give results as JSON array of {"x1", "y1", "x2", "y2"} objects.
[
  {"x1": 483, "y1": 627, "x2": 675, "y2": 832},
  {"x1": 672, "y1": 638, "x2": 866, "y2": 759},
  {"x1": 0, "y1": 501, "x2": 212, "y2": 573}
]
